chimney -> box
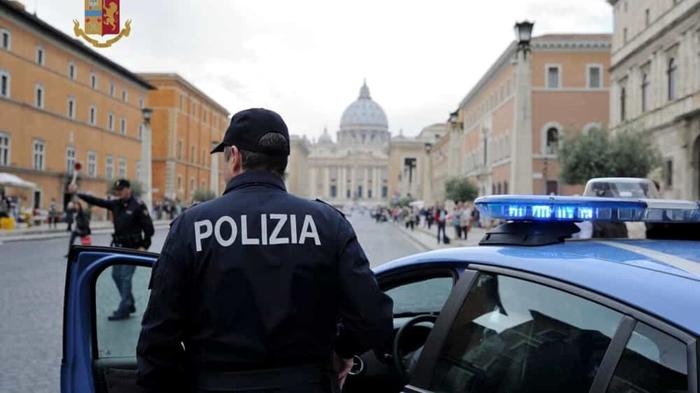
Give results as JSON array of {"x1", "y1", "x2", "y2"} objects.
[{"x1": 7, "y1": 1, "x2": 26, "y2": 11}]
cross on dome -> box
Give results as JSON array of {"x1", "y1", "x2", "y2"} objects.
[{"x1": 359, "y1": 78, "x2": 371, "y2": 99}]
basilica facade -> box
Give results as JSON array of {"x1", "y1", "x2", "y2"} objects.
[{"x1": 286, "y1": 82, "x2": 440, "y2": 206}]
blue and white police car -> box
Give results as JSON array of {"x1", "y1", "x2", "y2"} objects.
[{"x1": 61, "y1": 196, "x2": 700, "y2": 393}]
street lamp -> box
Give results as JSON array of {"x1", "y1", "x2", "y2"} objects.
[
  {"x1": 141, "y1": 107, "x2": 153, "y2": 124},
  {"x1": 514, "y1": 20, "x2": 534, "y2": 55},
  {"x1": 140, "y1": 107, "x2": 154, "y2": 211}
]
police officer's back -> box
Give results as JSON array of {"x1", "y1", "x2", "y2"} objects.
[{"x1": 137, "y1": 109, "x2": 393, "y2": 393}]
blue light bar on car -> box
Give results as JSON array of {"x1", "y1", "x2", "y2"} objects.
[{"x1": 474, "y1": 195, "x2": 700, "y2": 223}]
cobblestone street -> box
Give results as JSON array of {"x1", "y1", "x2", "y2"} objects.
[{"x1": 0, "y1": 212, "x2": 419, "y2": 392}]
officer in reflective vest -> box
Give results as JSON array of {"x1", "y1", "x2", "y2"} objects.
[
  {"x1": 69, "y1": 179, "x2": 155, "y2": 320},
  {"x1": 136, "y1": 108, "x2": 393, "y2": 393}
]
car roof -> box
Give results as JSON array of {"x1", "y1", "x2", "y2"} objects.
[{"x1": 376, "y1": 240, "x2": 700, "y2": 336}]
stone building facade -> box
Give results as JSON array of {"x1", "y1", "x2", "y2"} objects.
[
  {"x1": 443, "y1": 34, "x2": 611, "y2": 197},
  {"x1": 139, "y1": 73, "x2": 229, "y2": 204},
  {"x1": 287, "y1": 82, "x2": 434, "y2": 206},
  {"x1": 608, "y1": 0, "x2": 700, "y2": 199},
  {"x1": 0, "y1": 0, "x2": 153, "y2": 210}
]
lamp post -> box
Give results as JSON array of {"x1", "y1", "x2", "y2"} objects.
[
  {"x1": 514, "y1": 21, "x2": 534, "y2": 59},
  {"x1": 210, "y1": 141, "x2": 220, "y2": 195},
  {"x1": 140, "y1": 108, "x2": 153, "y2": 212},
  {"x1": 510, "y1": 20, "x2": 535, "y2": 195},
  {"x1": 423, "y1": 142, "x2": 433, "y2": 205}
]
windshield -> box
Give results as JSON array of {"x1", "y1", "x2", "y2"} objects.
[{"x1": 584, "y1": 180, "x2": 660, "y2": 199}]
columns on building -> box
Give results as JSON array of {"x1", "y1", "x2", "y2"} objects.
[
  {"x1": 323, "y1": 167, "x2": 330, "y2": 198},
  {"x1": 510, "y1": 47, "x2": 534, "y2": 194},
  {"x1": 373, "y1": 167, "x2": 380, "y2": 201},
  {"x1": 350, "y1": 166, "x2": 356, "y2": 200},
  {"x1": 310, "y1": 167, "x2": 318, "y2": 197},
  {"x1": 339, "y1": 167, "x2": 346, "y2": 201},
  {"x1": 362, "y1": 167, "x2": 369, "y2": 199}
]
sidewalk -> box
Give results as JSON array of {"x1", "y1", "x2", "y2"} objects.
[
  {"x1": 396, "y1": 221, "x2": 485, "y2": 251},
  {"x1": 0, "y1": 219, "x2": 171, "y2": 243}
]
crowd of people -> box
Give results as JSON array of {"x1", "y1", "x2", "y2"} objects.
[{"x1": 373, "y1": 201, "x2": 481, "y2": 244}]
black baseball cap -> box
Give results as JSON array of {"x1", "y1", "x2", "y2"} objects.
[
  {"x1": 211, "y1": 108, "x2": 290, "y2": 156},
  {"x1": 113, "y1": 179, "x2": 130, "y2": 190}
]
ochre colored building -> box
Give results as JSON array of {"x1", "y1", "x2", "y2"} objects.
[
  {"x1": 0, "y1": 0, "x2": 153, "y2": 211},
  {"x1": 139, "y1": 73, "x2": 230, "y2": 204},
  {"x1": 453, "y1": 34, "x2": 611, "y2": 196}
]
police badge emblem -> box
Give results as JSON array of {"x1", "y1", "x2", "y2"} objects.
[{"x1": 73, "y1": 0, "x2": 131, "y2": 48}]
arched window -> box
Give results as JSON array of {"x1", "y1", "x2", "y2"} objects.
[
  {"x1": 496, "y1": 182, "x2": 502, "y2": 195},
  {"x1": 667, "y1": 58, "x2": 677, "y2": 101},
  {"x1": 504, "y1": 181, "x2": 509, "y2": 194},
  {"x1": 545, "y1": 127, "x2": 560, "y2": 154}
]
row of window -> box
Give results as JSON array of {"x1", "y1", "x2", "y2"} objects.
[
  {"x1": 0, "y1": 133, "x2": 131, "y2": 178},
  {"x1": 462, "y1": 65, "x2": 604, "y2": 132},
  {"x1": 619, "y1": 56, "x2": 680, "y2": 122},
  {"x1": 0, "y1": 27, "x2": 144, "y2": 107},
  {"x1": 0, "y1": 71, "x2": 143, "y2": 137},
  {"x1": 619, "y1": 0, "x2": 684, "y2": 44},
  {"x1": 175, "y1": 176, "x2": 209, "y2": 195},
  {"x1": 546, "y1": 64, "x2": 603, "y2": 89},
  {"x1": 176, "y1": 140, "x2": 211, "y2": 166},
  {"x1": 179, "y1": 94, "x2": 222, "y2": 126}
]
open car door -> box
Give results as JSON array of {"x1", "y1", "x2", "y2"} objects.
[{"x1": 61, "y1": 246, "x2": 157, "y2": 393}]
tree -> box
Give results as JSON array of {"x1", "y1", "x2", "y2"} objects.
[
  {"x1": 445, "y1": 177, "x2": 478, "y2": 202},
  {"x1": 559, "y1": 128, "x2": 661, "y2": 185}
]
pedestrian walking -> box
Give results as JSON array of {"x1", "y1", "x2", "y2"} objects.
[
  {"x1": 452, "y1": 204, "x2": 463, "y2": 239},
  {"x1": 461, "y1": 203, "x2": 473, "y2": 240},
  {"x1": 64, "y1": 202, "x2": 75, "y2": 232},
  {"x1": 65, "y1": 201, "x2": 91, "y2": 256},
  {"x1": 49, "y1": 198, "x2": 58, "y2": 228},
  {"x1": 68, "y1": 179, "x2": 154, "y2": 321},
  {"x1": 136, "y1": 108, "x2": 392, "y2": 393},
  {"x1": 436, "y1": 207, "x2": 448, "y2": 244}
]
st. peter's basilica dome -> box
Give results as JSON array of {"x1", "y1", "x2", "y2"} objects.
[{"x1": 339, "y1": 81, "x2": 388, "y2": 132}]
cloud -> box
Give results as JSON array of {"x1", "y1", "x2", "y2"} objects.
[{"x1": 34, "y1": 0, "x2": 613, "y2": 138}]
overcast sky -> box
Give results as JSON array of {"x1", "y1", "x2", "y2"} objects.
[{"x1": 30, "y1": 0, "x2": 612, "y2": 139}]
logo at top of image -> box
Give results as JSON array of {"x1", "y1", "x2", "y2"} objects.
[{"x1": 73, "y1": 0, "x2": 132, "y2": 48}]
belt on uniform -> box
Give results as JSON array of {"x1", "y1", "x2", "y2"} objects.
[{"x1": 194, "y1": 365, "x2": 338, "y2": 392}]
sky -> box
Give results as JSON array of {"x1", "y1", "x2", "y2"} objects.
[{"x1": 27, "y1": 0, "x2": 612, "y2": 140}]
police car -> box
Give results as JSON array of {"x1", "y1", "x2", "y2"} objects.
[{"x1": 61, "y1": 196, "x2": 700, "y2": 393}]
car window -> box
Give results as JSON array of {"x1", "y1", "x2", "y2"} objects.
[
  {"x1": 385, "y1": 276, "x2": 453, "y2": 316},
  {"x1": 606, "y1": 322, "x2": 688, "y2": 393},
  {"x1": 95, "y1": 264, "x2": 151, "y2": 358},
  {"x1": 430, "y1": 273, "x2": 623, "y2": 393}
]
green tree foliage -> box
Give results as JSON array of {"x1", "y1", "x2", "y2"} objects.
[
  {"x1": 192, "y1": 189, "x2": 217, "y2": 203},
  {"x1": 445, "y1": 177, "x2": 479, "y2": 202},
  {"x1": 559, "y1": 128, "x2": 661, "y2": 185}
]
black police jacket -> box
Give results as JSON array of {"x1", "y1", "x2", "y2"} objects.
[
  {"x1": 136, "y1": 171, "x2": 393, "y2": 390},
  {"x1": 77, "y1": 193, "x2": 155, "y2": 248}
]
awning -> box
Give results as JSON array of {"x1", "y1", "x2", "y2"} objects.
[{"x1": 0, "y1": 173, "x2": 37, "y2": 189}]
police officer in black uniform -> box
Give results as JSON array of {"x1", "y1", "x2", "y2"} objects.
[
  {"x1": 136, "y1": 108, "x2": 393, "y2": 393},
  {"x1": 69, "y1": 179, "x2": 155, "y2": 320}
]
